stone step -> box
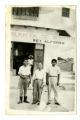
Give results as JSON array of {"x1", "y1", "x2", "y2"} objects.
[
  {"x1": 61, "y1": 71, "x2": 75, "y2": 75},
  {"x1": 61, "y1": 71, "x2": 75, "y2": 79}
]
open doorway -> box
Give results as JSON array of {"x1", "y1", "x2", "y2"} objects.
[
  {"x1": 11, "y1": 42, "x2": 45, "y2": 75},
  {"x1": 11, "y1": 42, "x2": 35, "y2": 75}
]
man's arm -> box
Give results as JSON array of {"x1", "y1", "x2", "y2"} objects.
[
  {"x1": 57, "y1": 66, "x2": 61, "y2": 86},
  {"x1": 29, "y1": 74, "x2": 31, "y2": 83},
  {"x1": 27, "y1": 74, "x2": 31, "y2": 87},
  {"x1": 57, "y1": 74, "x2": 60, "y2": 86},
  {"x1": 42, "y1": 70, "x2": 46, "y2": 86},
  {"x1": 32, "y1": 71, "x2": 36, "y2": 87},
  {"x1": 18, "y1": 67, "x2": 23, "y2": 78},
  {"x1": 46, "y1": 72, "x2": 49, "y2": 85}
]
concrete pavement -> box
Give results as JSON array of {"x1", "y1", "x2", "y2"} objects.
[
  {"x1": 9, "y1": 71, "x2": 75, "y2": 112},
  {"x1": 9, "y1": 87, "x2": 75, "y2": 112}
]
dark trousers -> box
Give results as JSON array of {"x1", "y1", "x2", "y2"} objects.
[{"x1": 33, "y1": 79, "x2": 43, "y2": 103}]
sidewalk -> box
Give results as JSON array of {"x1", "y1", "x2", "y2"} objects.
[
  {"x1": 9, "y1": 71, "x2": 75, "y2": 112},
  {"x1": 10, "y1": 87, "x2": 75, "y2": 112}
]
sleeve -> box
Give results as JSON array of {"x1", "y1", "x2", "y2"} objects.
[
  {"x1": 18, "y1": 66, "x2": 22, "y2": 75},
  {"x1": 57, "y1": 66, "x2": 61, "y2": 74}
]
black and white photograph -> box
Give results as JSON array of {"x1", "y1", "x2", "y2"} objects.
[{"x1": 6, "y1": 6, "x2": 76, "y2": 114}]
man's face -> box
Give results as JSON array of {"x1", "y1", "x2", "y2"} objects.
[
  {"x1": 38, "y1": 63, "x2": 43, "y2": 70},
  {"x1": 23, "y1": 60, "x2": 28, "y2": 66},
  {"x1": 52, "y1": 61, "x2": 57, "y2": 66}
]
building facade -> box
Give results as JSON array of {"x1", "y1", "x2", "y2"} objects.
[{"x1": 9, "y1": 6, "x2": 76, "y2": 75}]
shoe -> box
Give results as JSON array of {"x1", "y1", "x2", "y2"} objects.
[
  {"x1": 17, "y1": 97, "x2": 22, "y2": 104},
  {"x1": 24, "y1": 101, "x2": 30, "y2": 103},
  {"x1": 46, "y1": 102, "x2": 51, "y2": 105},
  {"x1": 37, "y1": 102, "x2": 40, "y2": 105},
  {"x1": 55, "y1": 102, "x2": 60, "y2": 105},
  {"x1": 24, "y1": 96, "x2": 29, "y2": 103},
  {"x1": 17, "y1": 101, "x2": 22, "y2": 104},
  {"x1": 32, "y1": 102, "x2": 37, "y2": 104}
]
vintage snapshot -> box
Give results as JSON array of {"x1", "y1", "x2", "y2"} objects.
[{"x1": 6, "y1": 6, "x2": 76, "y2": 115}]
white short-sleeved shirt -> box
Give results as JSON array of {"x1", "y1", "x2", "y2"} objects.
[
  {"x1": 18, "y1": 65, "x2": 31, "y2": 76},
  {"x1": 47, "y1": 65, "x2": 61, "y2": 76},
  {"x1": 33, "y1": 69, "x2": 45, "y2": 81}
]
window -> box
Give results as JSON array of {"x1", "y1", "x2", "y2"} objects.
[
  {"x1": 57, "y1": 30, "x2": 70, "y2": 37},
  {"x1": 62, "y1": 8, "x2": 70, "y2": 17},
  {"x1": 12, "y1": 7, "x2": 39, "y2": 17}
]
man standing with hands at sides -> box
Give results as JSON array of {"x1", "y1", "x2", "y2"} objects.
[
  {"x1": 46, "y1": 59, "x2": 61, "y2": 105},
  {"x1": 32, "y1": 62, "x2": 45, "y2": 105},
  {"x1": 18, "y1": 59, "x2": 31, "y2": 104}
]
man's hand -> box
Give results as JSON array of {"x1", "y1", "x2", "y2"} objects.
[
  {"x1": 28, "y1": 80, "x2": 31, "y2": 87},
  {"x1": 57, "y1": 82, "x2": 59, "y2": 86},
  {"x1": 20, "y1": 75, "x2": 26, "y2": 79}
]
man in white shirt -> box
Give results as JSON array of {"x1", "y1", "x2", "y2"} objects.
[
  {"x1": 46, "y1": 59, "x2": 61, "y2": 105},
  {"x1": 32, "y1": 62, "x2": 45, "y2": 105},
  {"x1": 18, "y1": 59, "x2": 31, "y2": 104}
]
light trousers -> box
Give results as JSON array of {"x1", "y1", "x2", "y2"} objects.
[
  {"x1": 48, "y1": 77, "x2": 58, "y2": 102},
  {"x1": 18, "y1": 77, "x2": 29, "y2": 96}
]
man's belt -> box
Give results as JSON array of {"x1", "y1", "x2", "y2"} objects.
[
  {"x1": 48, "y1": 76, "x2": 57, "y2": 77},
  {"x1": 35, "y1": 79, "x2": 43, "y2": 80},
  {"x1": 20, "y1": 75, "x2": 30, "y2": 79}
]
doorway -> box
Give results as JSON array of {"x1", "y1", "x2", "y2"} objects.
[
  {"x1": 11, "y1": 42, "x2": 35, "y2": 75},
  {"x1": 11, "y1": 42, "x2": 44, "y2": 75}
]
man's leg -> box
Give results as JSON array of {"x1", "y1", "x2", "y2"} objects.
[
  {"x1": 32, "y1": 80, "x2": 38, "y2": 104},
  {"x1": 23, "y1": 80, "x2": 29, "y2": 103},
  {"x1": 37, "y1": 80, "x2": 43, "y2": 105},
  {"x1": 18, "y1": 78, "x2": 24, "y2": 104},
  {"x1": 17, "y1": 86, "x2": 23, "y2": 104},
  {"x1": 52, "y1": 77, "x2": 60, "y2": 105},
  {"x1": 47, "y1": 78, "x2": 52, "y2": 105}
]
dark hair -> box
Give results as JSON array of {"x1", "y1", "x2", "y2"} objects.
[
  {"x1": 51, "y1": 59, "x2": 57, "y2": 63},
  {"x1": 29, "y1": 55, "x2": 33, "y2": 59}
]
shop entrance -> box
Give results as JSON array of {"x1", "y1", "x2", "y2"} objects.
[
  {"x1": 11, "y1": 42, "x2": 35, "y2": 75},
  {"x1": 10, "y1": 42, "x2": 44, "y2": 75}
]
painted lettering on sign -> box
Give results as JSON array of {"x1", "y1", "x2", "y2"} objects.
[{"x1": 33, "y1": 39, "x2": 64, "y2": 44}]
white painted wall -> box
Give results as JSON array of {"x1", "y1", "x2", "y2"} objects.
[
  {"x1": 11, "y1": 26, "x2": 75, "y2": 70},
  {"x1": 10, "y1": 6, "x2": 76, "y2": 37}
]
